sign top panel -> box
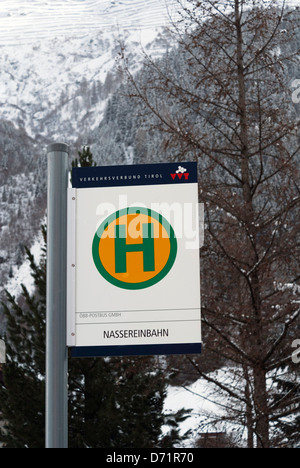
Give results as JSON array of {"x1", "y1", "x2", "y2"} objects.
[{"x1": 72, "y1": 161, "x2": 197, "y2": 189}]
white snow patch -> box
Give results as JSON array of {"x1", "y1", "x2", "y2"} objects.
[
  {"x1": 6, "y1": 232, "x2": 44, "y2": 298},
  {"x1": 163, "y1": 373, "x2": 229, "y2": 447}
]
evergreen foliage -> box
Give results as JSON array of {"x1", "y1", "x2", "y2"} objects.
[
  {"x1": 71, "y1": 145, "x2": 96, "y2": 170},
  {"x1": 271, "y1": 360, "x2": 300, "y2": 448},
  {"x1": 0, "y1": 226, "x2": 47, "y2": 448}
]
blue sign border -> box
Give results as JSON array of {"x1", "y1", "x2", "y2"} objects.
[
  {"x1": 71, "y1": 343, "x2": 202, "y2": 358},
  {"x1": 72, "y1": 161, "x2": 197, "y2": 189}
]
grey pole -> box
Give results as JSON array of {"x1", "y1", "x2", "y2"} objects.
[{"x1": 46, "y1": 143, "x2": 69, "y2": 449}]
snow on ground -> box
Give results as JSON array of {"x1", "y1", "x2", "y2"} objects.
[
  {"x1": 163, "y1": 378, "x2": 222, "y2": 447},
  {"x1": 162, "y1": 366, "x2": 248, "y2": 447},
  {"x1": 6, "y1": 230, "x2": 44, "y2": 298}
]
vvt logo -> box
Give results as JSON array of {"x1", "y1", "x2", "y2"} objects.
[
  {"x1": 170, "y1": 165, "x2": 189, "y2": 181},
  {"x1": 92, "y1": 207, "x2": 177, "y2": 289}
]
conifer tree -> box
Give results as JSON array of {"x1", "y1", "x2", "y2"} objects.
[
  {"x1": 72, "y1": 145, "x2": 96, "y2": 170},
  {"x1": 0, "y1": 226, "x2": 47, "y2": 448}
]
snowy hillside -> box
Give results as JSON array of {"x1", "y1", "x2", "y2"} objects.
[
  {"x1": 0, "y1": 1, "x2": 175, "y2": 309},
  {"x1": 0, "y1": 0, "x2": 298, "y2": 143},
  {"x1": 0, "y1": 0, "x2": 178, "y2": 46},
  {"x1": 0, "y1": 0, "x2": 298, "y2": 47},
  {"x1": 0, "y1": 0, "x2": 178, "y2": 144},
  {"x1": 0, "y1": 27, "x2": 172, "y2": 144}
]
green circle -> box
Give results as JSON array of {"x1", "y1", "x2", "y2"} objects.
[{"x1": 92, "y1": 207, "x2": 177, "y2": 290}]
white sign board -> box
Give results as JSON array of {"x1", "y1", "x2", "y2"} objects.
[{"x1": 67, "y1": 162, "x2": 203, "y2": 357}]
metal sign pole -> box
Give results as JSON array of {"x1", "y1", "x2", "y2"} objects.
[{"x1": 46, "y1": 143, "x2": 69, "y2": 449}]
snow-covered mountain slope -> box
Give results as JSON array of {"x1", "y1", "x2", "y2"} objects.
[
  {"x1": 0, "y1": 2, "x2": 175, "y2": 143},
  {"x1": 0, "y1": 0, "x2": 178, "y2": 46},
  {"x1": 0, "y1": 1, "x2": 175, "y2": 297},
  {"x1": 0, "y1": 0, "x2": 299, "y2": 47},
  {"x1": 0, "y1": 0, "x2": 298, "y2": 143}
]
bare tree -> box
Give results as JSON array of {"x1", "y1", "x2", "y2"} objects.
[{"x1": 120, "y1": 0, "x2": 300, "y2": 447}]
